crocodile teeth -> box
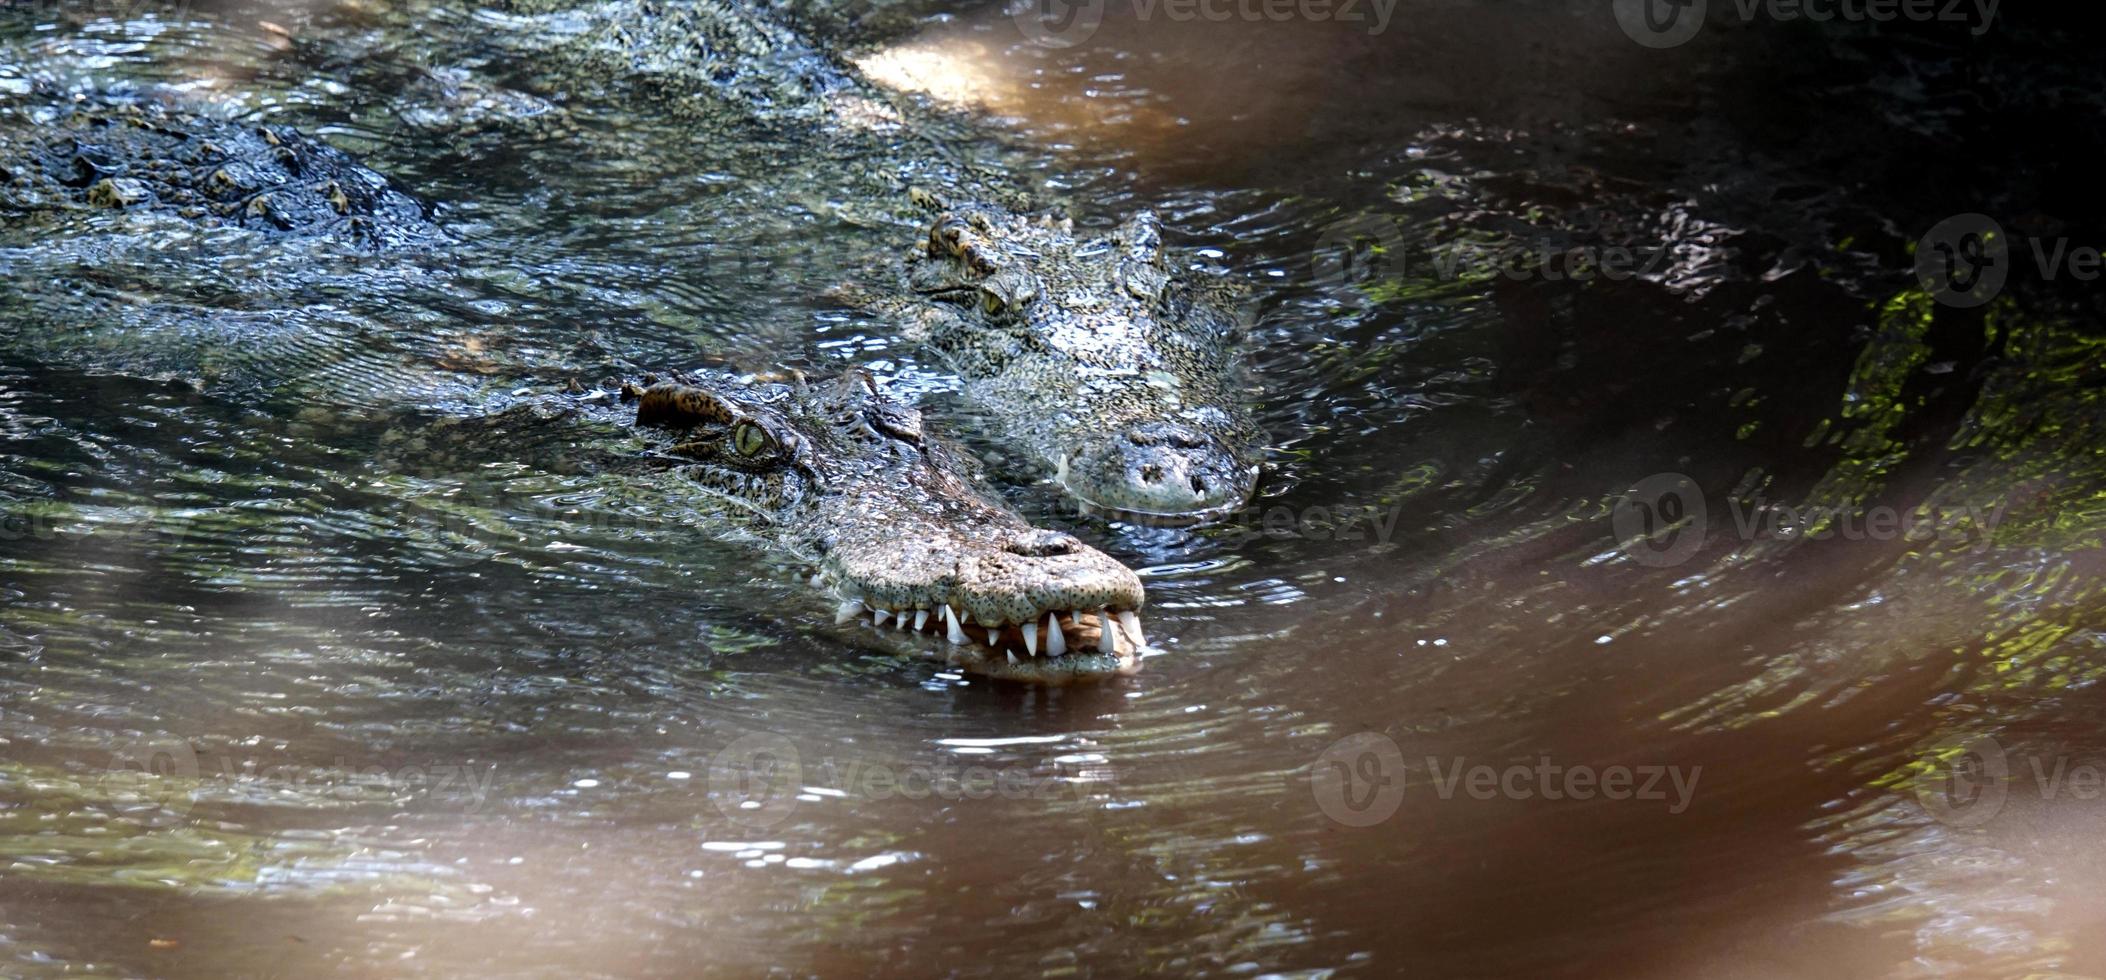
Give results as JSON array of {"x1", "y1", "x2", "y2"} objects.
[
  {"x1": 872, "y1": 609, "x2": 891, "y2": 626},
  {"x1": 914, "y1": 609, "x2": 929, "y2": 631},
  {"x1": 1098, "y1": 610, "x2": 1118, "y2": 655},
  {"x1": 1007, "y1": 650, "x2": 1019, "y2": 665},
  {"x1": 1022, "y1": 621, "x2": 1038, "y2": 657},
  {"x1": 1117, "y1": 610, "x2": 1146, "y2": 650},
  {"x1": 945, "y1": 605, "x2": 967, "y2": 645},
  {"x1": 1044, "y1": 612, "x2": 1065, "y2": 656},
  {"x1": 836, "y1": 599, "x2": 863, "y2": 625}
]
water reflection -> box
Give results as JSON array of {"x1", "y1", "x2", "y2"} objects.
[{"x1": 4, "y1": 0, "x2": 2106, "y2": 976}]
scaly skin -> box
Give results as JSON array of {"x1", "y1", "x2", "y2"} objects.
[
  {"x1": 404, "y1": 0, "x2": 1267, "y2": 519},
  {"x1": 882, "y1": 195, "x2": 1261, "y2": 522},
  {"x1": 0, "y1": 85, "x2": 1156, "y2": 682},
  {"x1": 0, "y1": 93, "x2": 441, "y2": 248},
  {"x1": 622, "y1": 367, "x2": 1151, "y2": 682}
]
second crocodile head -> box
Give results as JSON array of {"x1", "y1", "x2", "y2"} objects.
[{"x1": 886, "y1": 198, "x2": 1263, "y2": 524}]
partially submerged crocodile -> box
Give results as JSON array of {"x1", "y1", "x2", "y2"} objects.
[
  {"x1": 363, "y1": 0, "x2": 1266, "y2": 521},
  {"x1": 0, "y1": 0, "x2": 1260, "y2": 676},
  {"x1": 0, "y1": 91, "x2": 1152, "y2": 682}
]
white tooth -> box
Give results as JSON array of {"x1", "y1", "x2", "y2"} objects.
[
  {"x1": 945, "y1": 605, "x2": 968, "y2": 645},
  {"x1": 835, "y1": 599, "x2": 863, "y2": 625},
  {"x1": 914, "y1": 609, "x2": 929, "y2": 631},
  {"x1": 1117, "y1": 610, "x2": 1146, "y2": 650},
  {"x1": 872, "y1": 609, "x2": 891, "y2": 626},
  {"x1": 897, "y1": 611, "x2": 911, "y2": 630},
  {"x1": 1022, "y1": 621, "x2": 1038, "y2": 657},
  {"x1": 1006, "y1": 650, "x2": 1019, "y2": 665},
  {"x1": 1098, "y1": 610, "x2": 1118, "y2": 655},
  {"x1": 1045, "y1": 612, "x2": 1065, "y2": 656}
]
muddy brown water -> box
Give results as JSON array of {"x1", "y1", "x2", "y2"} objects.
[{"x1": 3, "y1": 1, "x2": 2105, "y2": 976}]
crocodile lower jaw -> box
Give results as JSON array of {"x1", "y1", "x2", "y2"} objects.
[{"x1": 836, "y1": 598, "x2": 1148, "y2": 682}]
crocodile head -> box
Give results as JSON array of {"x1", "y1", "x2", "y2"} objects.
[
  {"x1": 896, "y1": 198, "x2": 1262, "y2": 524},
  {"x1": 627, "y1": 369, "x2": 1150, "y2": 683}
]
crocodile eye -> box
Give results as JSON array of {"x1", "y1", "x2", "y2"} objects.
[
  {"x1": 732, "y1": 422, "x2": 773, "y2": 457},
  {"x1": 980, "y1": 289, "x2": 1004, "y2": 315}
]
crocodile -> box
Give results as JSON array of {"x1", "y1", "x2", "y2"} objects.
[
  {"x1": 875, "y1": 194, "x2": 1261, "y2": 522},
  {"x1": 354, "y1": 366, "x2": 1156, "y2": 682},
  {"x1": 338, "y1": 0, "x2": 1266, "y2": 521},
  {"x1": 0, "y1": 91, "x2": 1153, "y2": 682},
  {"x1": 0, "y1": 13, "x2": 1207, "y2": 678}
]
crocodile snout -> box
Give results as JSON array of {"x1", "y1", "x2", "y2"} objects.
[
  {"x1": 818, "y1": 501, "x2": 1148, "y2": 681},
  {"x1": 1061, "y1": 420, "x2": 1258, "y2": 522}
]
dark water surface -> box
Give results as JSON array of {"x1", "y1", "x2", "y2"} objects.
[{"x1": 4, "y1": 1, "x2": 2105, "y2": 976}]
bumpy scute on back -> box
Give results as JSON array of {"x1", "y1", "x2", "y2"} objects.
[{"x1": 0, "y1": 94, "x2": 440, "y2": 247}]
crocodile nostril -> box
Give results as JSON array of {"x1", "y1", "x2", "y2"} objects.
[
  {"x1": 1190, "y1": 474, "x2": 1208, "y2": 497},
  {"x1": 1005, "y1": 530, "x2": 1081, "y2": 557}
]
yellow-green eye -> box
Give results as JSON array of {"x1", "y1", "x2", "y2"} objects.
[
  {"x1": 980, "y1": 290, "x2": 1004, "y2": 315},
  {"x1": 732, "y1": 422, "x2": 771, "y2": 457}
]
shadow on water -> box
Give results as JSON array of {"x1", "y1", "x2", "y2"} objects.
[{"x1": 3, "y1": 0, "x2": 2106, "y2": 976}]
